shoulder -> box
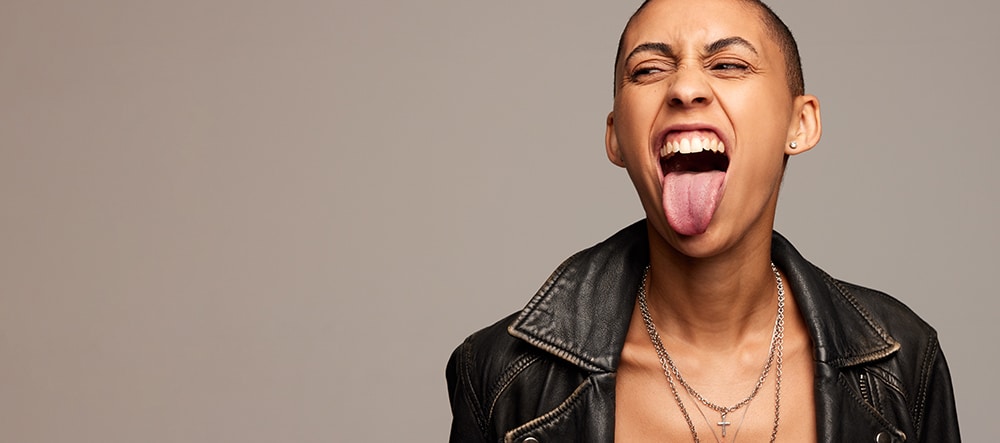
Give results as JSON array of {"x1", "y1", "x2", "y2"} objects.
[
  {"x1": 771, "y1": 231, "x2": 940, "y2": 366},
  {"x1": 814, "y1": 270, "x2": 942, "y2": 384},
  {"x1": 784, "y1": 252, "x2": 959, "y2": 439},
  {"x1": 446, "y1": 314, "x2": 588, "y2": 442},
  {"x1": 832, "y1": 278, "x2": 944, "y2": 390},
  {"x1": 446, "y1": 222, "x2": 650, "y2": 441},
  {"x1": 834, "y1": 279, "x2": 938, "y2": 348},
  {"x1": 447, "y1": 310, "x2": 587, "y2": 403},
  {"x1": 447, "y1": 312, "x2": 540, "y2": 400},
  {"x1": 827, "y1": 278, "x2": 959, "y2": 440}
]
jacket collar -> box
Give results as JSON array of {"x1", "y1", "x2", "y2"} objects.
[{"x1": 508, "y1": 220, "x2": 899, "y2": 372}]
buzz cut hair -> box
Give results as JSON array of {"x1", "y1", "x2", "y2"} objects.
[{"x1": 613, "y1": 0, "x2": 804, "y2": 97}]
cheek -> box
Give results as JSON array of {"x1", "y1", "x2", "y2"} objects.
[
  {"x1": 615, "y1": 90, "x2": 666, "y2": 143},
  {"x1": 723, "y1": 88, "x2": 791, "y2": 152},
  {"x1": 720, "y1": 89, "x2": 791, "y2": 190}
]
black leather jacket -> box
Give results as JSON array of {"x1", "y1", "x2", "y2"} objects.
[{"x1": 447, "y1": 221, "x2": 960, "y2": 442}]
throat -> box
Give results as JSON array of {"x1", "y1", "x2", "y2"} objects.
[
  {"x1": 635, "y1": 263, "x2": 787, "y2": 443},
  {"x1": 641, "y1": 259, "x2": 783, "y2": 348}
]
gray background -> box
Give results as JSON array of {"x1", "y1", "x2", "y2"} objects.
[{"x1": 1, "y1": 0, "x2": 996, "y2": 441}]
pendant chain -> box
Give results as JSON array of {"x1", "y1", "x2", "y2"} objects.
[{"x1": 637, "y1": 263, "x2": 784, "y2": 443}]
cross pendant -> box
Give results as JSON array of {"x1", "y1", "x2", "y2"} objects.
[{"x1": 717, "y1": 412, "x2": 732, "y2": 437}]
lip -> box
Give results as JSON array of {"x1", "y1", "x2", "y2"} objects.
[{"x1": 652, "y1": 123, "x2": 732, "y2": 180}]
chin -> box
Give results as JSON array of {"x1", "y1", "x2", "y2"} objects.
[
  {"x1": 648, "y1": 218, "x2": 730, "y2": 259},
  {"x1": 670, "y1": 228, "x2": 734, "y2": 259}
]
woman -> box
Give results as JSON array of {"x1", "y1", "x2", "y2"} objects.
[{"x1": 447, "y1": 0, "x2": 960, "y2": 441}]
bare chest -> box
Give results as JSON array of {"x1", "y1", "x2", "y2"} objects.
[
  {"x1": 614, "y1": 304, "x2": 817, "y2": 443},
  {"x1": 615, "y1": 345, "x2": 816, "y2": 442}
]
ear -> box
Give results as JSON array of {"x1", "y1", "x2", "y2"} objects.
[
  {"x1": 785, "y1": 94, "x2": 822, "y2": 156},
  {"x1": 605, "y1": 111, "x2": 626, "y2": 167}
]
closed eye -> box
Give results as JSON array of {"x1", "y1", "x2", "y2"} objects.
[
  {"x1": 628, "y1": 64, "x2": 673, "y2": 83},
  {"x1": 634, "y1": 67, "x2": 664, "y2": 76},
  {"x1": 711, "y1": 62, "x2": 749, "y2": 71}
]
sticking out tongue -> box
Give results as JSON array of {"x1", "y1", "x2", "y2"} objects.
[{"x1": 663, "y1": 170, "x2": 725, "y2": 236}]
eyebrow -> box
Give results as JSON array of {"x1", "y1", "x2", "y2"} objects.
[
  {"x1": 622, "y1": 42, "x2": 674, "y2": 67},
  {"x1": 705, "y1": 36, "x2": 758, "y2": 56},
  {"x1": 622, "y1": 36, "x2": 758, "y2": 67}
]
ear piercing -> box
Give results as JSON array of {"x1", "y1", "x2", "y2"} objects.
[{"x1": 789, "y1": 141, "x2": 798, "y2": 149}]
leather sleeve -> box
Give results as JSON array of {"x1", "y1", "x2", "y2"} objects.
[
  {"x1": 915, "y1": 344, "x2": 961, "y2": 442},
  {"x1": 446, "y1": 338, "x2": 491, "y2": 443}
]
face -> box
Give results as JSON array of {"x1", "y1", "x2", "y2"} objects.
[{"x1": 606, "y1": 0, "x2": 820, "y2": 258}]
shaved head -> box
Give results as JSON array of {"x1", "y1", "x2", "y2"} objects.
[{"x1": 613, "y1": 0, "x2": 804, "y2": 97}]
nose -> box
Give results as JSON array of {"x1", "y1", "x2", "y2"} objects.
[{"x1": 667, "y1": 66, "x2": 713, "y2": 108}]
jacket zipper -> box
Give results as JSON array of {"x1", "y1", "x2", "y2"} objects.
[{"x1": 858, "y1": 371, "x2": 872, "y2": 405}]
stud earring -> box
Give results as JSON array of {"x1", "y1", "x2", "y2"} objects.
[{"x1": 789, "y1": 141, "x2": 798, "y2": 149}]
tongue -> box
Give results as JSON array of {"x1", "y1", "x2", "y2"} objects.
[{"x1": 663, "y1": 170, "x2": 725, "y2": 236}]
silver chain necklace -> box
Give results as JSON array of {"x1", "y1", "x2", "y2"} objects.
[
  {"x1": 692, "y1": 394, "x2": 752, "y2": 443},
  {"x1": 637, "y1": 263, "x2": 784, "y2": 443}
]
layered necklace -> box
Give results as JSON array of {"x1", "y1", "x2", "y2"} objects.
[{"x1": 637, "y1": 263, "x2": 784, "y2": 443}]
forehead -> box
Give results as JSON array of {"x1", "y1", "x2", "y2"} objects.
[{"x1": 623, "y1": 0, "x2": 771, "y2": 57}]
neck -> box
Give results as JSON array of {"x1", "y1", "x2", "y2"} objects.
[{"x1": 644, "y1": 229, "x2": 778, "y2": 349}]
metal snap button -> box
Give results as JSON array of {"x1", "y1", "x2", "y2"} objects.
[
  {"x1": 522, "y1": 437, "x2": 539, "y2": 443},
  {"x1": 875, "y1": 431, "x2": 892, "y2": 443}
]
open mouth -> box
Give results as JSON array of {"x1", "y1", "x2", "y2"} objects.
[
  {"x1": 659, "y1": 132, "x2": 730, "y2": 176},
  {"x1": 658, "y1": 129, "x2": 730, "y2": 236}
]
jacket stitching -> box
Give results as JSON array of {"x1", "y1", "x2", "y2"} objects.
[
  {"x1": 869, "y1": 372, "x2": 884, "y2": 415},
  {"x1": 911, "y1": 334, "x2": 938, "y2": 440},
  {"x1": 837, "y1": 373, "x2": 906, "y2": 438},
  {"x1": 503, "y1": 377, "x2": 594, "y2": 443},
  {"x1": 868, "y1": 365, "x2": 907, "y2": 404},
  {"x1": 822, "y1": 271, "x2": 900, "y2": 367},
  {"x1": 460, "y1": 338, "x2": 491, "y2": 440},
  {"x1": 826, "y1": 272, "x2": 892, "y2": 341},
  {"x1": 512, "y1": 332, "x2": 603, "y2": 373},
  {"x1": 514, "y1": 250, "x2": 582, "y2": 321},
  {"x1": 451, "y1": 225, "x2": 955, "y2": 441},
  {"x1": 509, "y1": 250, "x2": 607, "y2": 372},
  {"x1": 486, "y1": 353, "x2": 541, "y2": 427}
]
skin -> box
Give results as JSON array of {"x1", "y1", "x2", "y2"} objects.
[{"x1": 605, "y1": 0, "x2": 822, "y2": 441}]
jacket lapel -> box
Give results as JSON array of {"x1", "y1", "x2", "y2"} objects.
[
  {"x1": 507, "y1": 220, "x2": 648, "y2": 373},
  {"x1": 502, "y1": 373, "x2": 619, "y2": 443},
  {"x1": 771, "y1": 232, "x2": 904, "y2": 441},
  {"x1": 506, "y1": 223, "x2": 906, "y2": 441}
]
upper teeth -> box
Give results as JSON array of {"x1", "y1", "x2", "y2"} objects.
[{"x1": 660, "y1": 138, "x2": 725, "y2": 157}]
